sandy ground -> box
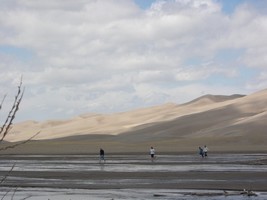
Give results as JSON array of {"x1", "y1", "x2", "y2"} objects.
[
  {"x1": 1, "y1": 170, "x2": 266, "y2": 191},
  {"x1": 0, "y1": 153, "x2": 266, "y2": 192},
  {"x1": 6, "y1": 89, "x2": 267, "y2": 146},
  {"x1": 1, "y1": 90, "x2": 266, "y2": 199},
  {"x1": 1, "y1": 138, "x2": 267, "y2": 155}
]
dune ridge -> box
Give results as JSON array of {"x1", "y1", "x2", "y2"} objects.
[
  {"x1": 7, "y1": 93, "x2": 243, "y2": 141},
  {"x1": 4, "y1": 89, "x2": 267, "y2": 153}
]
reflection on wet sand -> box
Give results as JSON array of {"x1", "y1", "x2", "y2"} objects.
[{"x1": 0, "y1": 153, "x2": 266, "y2": 199}]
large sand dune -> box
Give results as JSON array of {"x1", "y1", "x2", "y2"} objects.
[{"x1": 3, "y1": 89, "x2": 267, "y2": 153}]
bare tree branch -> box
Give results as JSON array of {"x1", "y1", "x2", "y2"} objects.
[
  {"x1": 19, "y1": 195, "x2": 32, "y2": 200},
  {"x1": 0, "y1": 78, "x2": 43, "y2": 200},
  {"x1": 1, "y1": 188, "x2": 11, "y2": 200},
  {"x1": 0, "y1": 131, "x2": 41, "y2": 152},
  {"x1": 0, "y1": 78, "x2": 24, "y2": 142},
  {"x1": 0, "y1": 163, "x2": 16, "y2": 185},
  {"x1": 0, "y1": 94, "x2": 7, "y2": 111},
  {"x1": 11, "y1": 187, "x2": 18, "y2": 200}
]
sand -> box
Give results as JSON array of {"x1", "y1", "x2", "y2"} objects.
[
  {"x1": 1, "y1": 88, "x2": 265, "y2": 156},
  {"x1": 1, "y1": 170, "x2": 266, "y2": 191},
  {"x1": 0, "y1": 153, "x2": 266, "y2": 192},
  {"x1": 6, "y1": 89, "x2": 267, "y2": 144},
  {"x1": 1, "y1": 89, "x2": 267, "y2": 198}
]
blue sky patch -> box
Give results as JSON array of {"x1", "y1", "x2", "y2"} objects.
[
  {"x1": 0, "y1": 45, "x2": 33, "y2": 61},
  {"x1": 134, "y1": 0, "x2": 155, "y2": 9},
  {"x1": 215, "y1": 48, "x2": 245, "y2": 63}
]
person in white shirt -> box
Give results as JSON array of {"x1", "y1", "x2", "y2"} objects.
[
  {"x1": 150, "y1": 147, "x2": 155, "y2": 162},
  {"x1": 203, "y1": 145, "x2": 208, "y2": 157}
]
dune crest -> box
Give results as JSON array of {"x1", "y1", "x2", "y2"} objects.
[{"x1": 5, "y1": 89, "x2": 266, "y2": 152}]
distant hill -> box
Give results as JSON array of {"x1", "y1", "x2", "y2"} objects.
[
  {"x1": 3, "y1": 89, "x2": 267, "y2": 154},
  {"x1": 183, "y1": 94, "x2": 245, "y2": 106}
]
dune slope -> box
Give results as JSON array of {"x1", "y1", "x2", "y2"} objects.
[{"x1": 3, "y1": 89, "x2": 267, "y2": 153}]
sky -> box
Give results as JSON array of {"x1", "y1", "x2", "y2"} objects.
[{"x1": 0, "y1": 0, "x2": 267, "y2": 122}]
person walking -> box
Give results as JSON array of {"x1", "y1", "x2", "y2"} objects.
[
  {"x1": 150, "y1": 146, "x2": 156, "y2": 162},
  {"x1": 199, "y1": 146, "x2": 204, "y2": 158},
  {"x1": 203, "y1": 145, "x2": 208, "y2": 157},
  {"x1": 99, "y1": 148, "x2": 105, "y2": 163}
]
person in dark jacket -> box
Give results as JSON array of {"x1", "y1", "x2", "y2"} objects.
[
  {"x1": 99, "y1": 148, "x2": 105, "y2": 163},
  {"x1": 199, "y1": 146, "x2": 204, "y2": 158}
]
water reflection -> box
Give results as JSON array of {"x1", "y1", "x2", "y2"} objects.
[
  {"x1": 99, "y1": 163, "x2": 105, "y2": 171},
  {"x1": 0, "y1": 153, "x2": 266, "y2": 199},
  {"x1": 0, "y1": 153, "x2": 266, "y2": 172},
  {"x1": 0, "y1": 188, "x2": 267, "y2": 200}
]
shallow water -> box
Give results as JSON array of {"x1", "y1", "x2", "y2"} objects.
[
  {"x1": 0, "y1": 153, "x2": 266, "y2": 199},
  {"x1": 0, "y1": 153, "x2": 266, "y2": 172},
  {"x1": 0, "y1": 188, "x2": 267, "y2": 200}
]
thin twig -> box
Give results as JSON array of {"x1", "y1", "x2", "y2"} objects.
[
  {"x1": 0, "y1": 79, "x2": 24, "y2": 142},
  {"x1": 0, "y1": 187, "x2": 13, "y2": 200},
  {"x1": 19, "y1": 195, "x2": 32, "y2": 200},
  {"x1": 0, "y1": 163, "x2": 16, "y2": 184},
  {"x1": 11, "y1": 186, "x2": 18, "y2": 200},
  {"x1": 0, "y1": 131, "x2": 41, "y2": 152},
  {"x1": 0, "y1": 94, "x2": 7, "y2": 111}
]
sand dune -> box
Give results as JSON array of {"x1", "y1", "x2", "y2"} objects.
[
  {"x1": 3, "y1": 88, "x2": 267, "y2": 153},
  {"x1": 7, "y1": 93, "x2": 242, "y2": 141}
]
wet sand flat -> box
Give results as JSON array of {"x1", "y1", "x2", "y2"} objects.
[
  {"x1": 1, "y1": 170, "x2": 267, "y2": 190},
  {"x1": 0, "y1": 153, "x2": 266, "y2": 199}
]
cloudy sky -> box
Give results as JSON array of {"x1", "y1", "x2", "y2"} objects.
[{"x1": 1, "y1": 0, "x2": 267, "y2": 122}]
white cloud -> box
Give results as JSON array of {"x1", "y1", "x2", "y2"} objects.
[
  {"x1": 242, "y1": 47, "x2": 267, "y2": 69},
  {"x1": 245, "y1": 70, "x2": 267, "y2": 91},
  {"x1": 0, "y1": 0, "x2": 267, "y2": 121}
]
